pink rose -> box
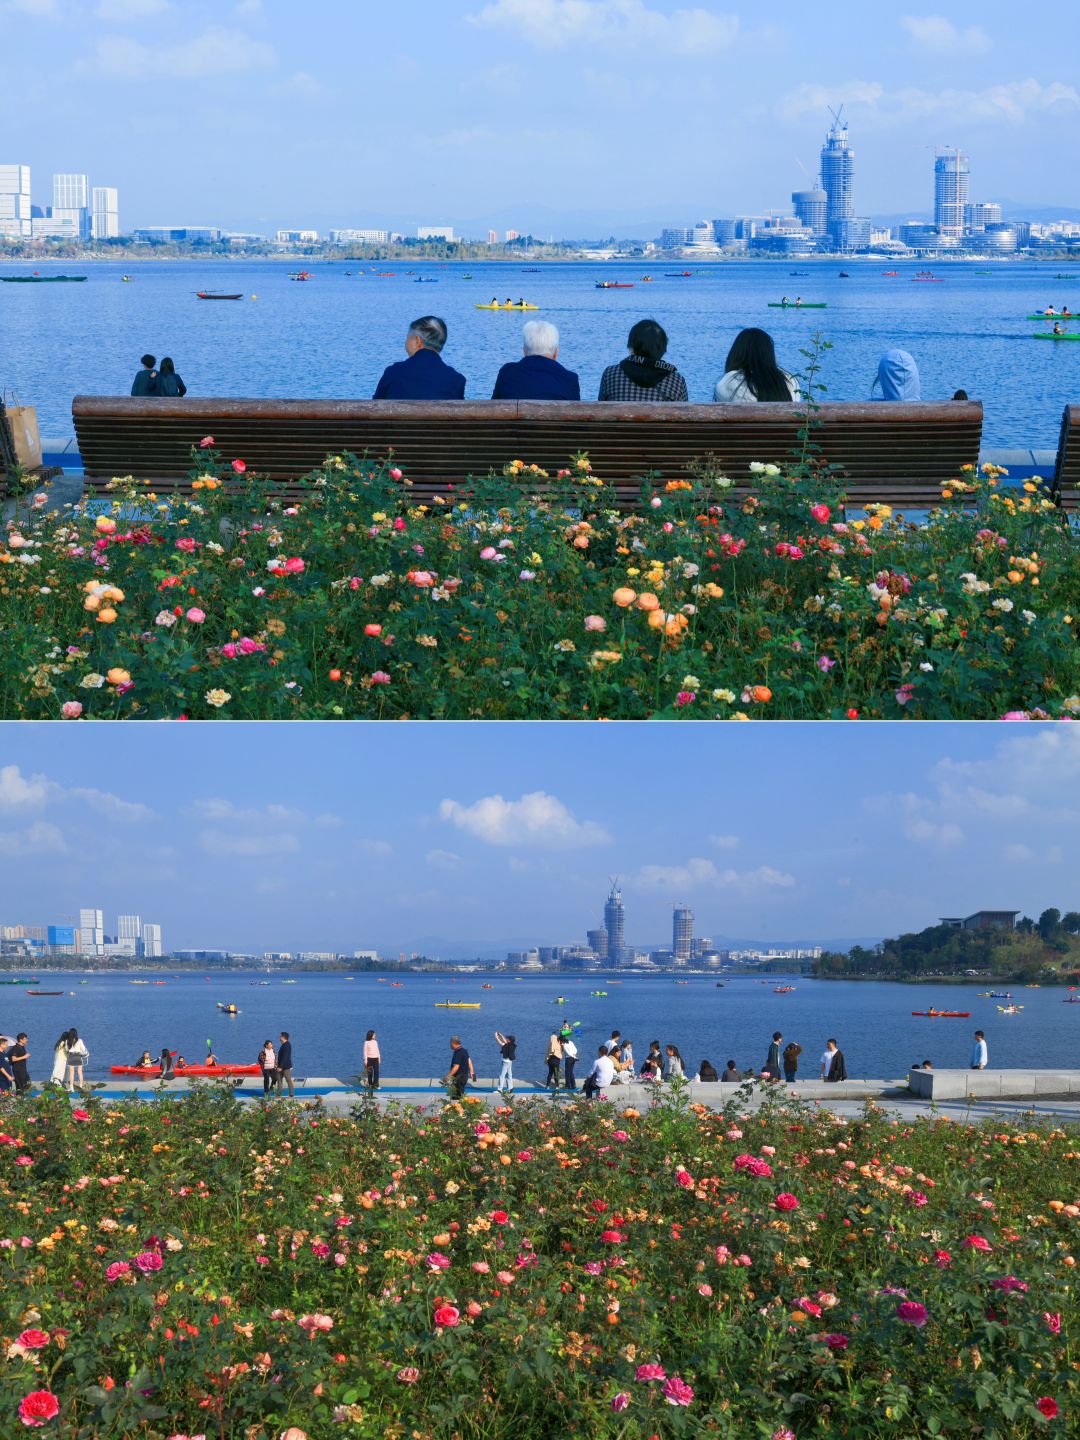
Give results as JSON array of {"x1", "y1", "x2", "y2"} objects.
[
  {"x1": 824, "y1": 1332, "x2": 850, "y2": 1350},
  {"x1": 810, "y1": 502, "x2": 830, "y2": 523},
  {"x1": 231, "y1": 459, "x2": 247, "y2": 473},
  {"x1": 19, "y1": 1390, "x2": 60, "y2": 1427},
  {"x1": 479, "y1": 547, "x2": 497, "y2": 560},
  {"x1": 199, "y1": 436, "x2": 215, "y2": 448},
  {"x1": 635, "y1": 1363, "x2": 666, "y2": 1382},
  {"x1": 584, "y1": 615, "x2": 606, "y2": 632},
  {"x1": 61, "y1": 701, "x2": 83, "y2": 719},
  {"x1": 396, "y1": 1366, "x2": 419, "y2": 1383},
  {"x1": 71, "y1": 1110, "x2": 90, "y2": 1123},
  {"x1": 389, "y1": 467, "x2": 403, "y2": 481},
  {"x1": 662, "y1": 1375, "x2": 694, "y2": 1407},
  {"x1": 433, "y1": 1304, "x2": 460, "y2": 1329},
  {"x1": 17, "y1": 1329, "x2": 50, "y2": 1350},
  {"x1": 611, "y1": 1393, "x2": 631, "y2": 1412},
  {"x1": 963, "y1": 1235, "x2": 992, "y2": 1252},
  {"x1": 675, "y1": 1169, "x2": 694, "y2": 1188},
  {"x1": 104, "y1": 1261, "x2": 131, "y2": 1281},
  {"x1": 185, "y1": 607, "x2": 205, "y2": 624},
  {"x1": 774, "y1": 1193, "x2": 799, "y2": 1212},
  {"x1": 364, "y1": 623, "x2": 383, "y2": 637},
  {"x1": 370, "y1": 671, "x2": 391, "y2": 685},
  {"x1": 134, "y1": 1250, "x2": 162, "y2": 1273},
  {"x1": 895, "y1": 1301, "x2": 928, "y2": 1327}
]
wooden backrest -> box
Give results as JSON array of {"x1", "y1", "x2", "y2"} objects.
[
  {"x1": 1055, "y1": 405, "x2": 1080, "y2": 509},
  {"x1": 72, "y1": 395, "x2": 984, "y2": 508}
]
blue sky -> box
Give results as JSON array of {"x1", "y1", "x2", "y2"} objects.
[
  {"x1": 1, "y1": 1, "x2": 1077, "y2": 233},
  {"x1": 1, "y1": 723, "x2": 1077, "y2": 954}
]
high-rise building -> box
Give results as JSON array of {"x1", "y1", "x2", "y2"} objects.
[
  {"x1": 603, "y1": 879, "x2": 625, "y2": 966},
  {"x1": 965, "y1": 201, "x2": 1002, "y2": 232},
  {"x1": 792, "y1": 187, "x2": 828, "y2": 237},
  {"x1": 118, "y1": 914, "x2": 141, "y2": 942},
  {"x1": 53, "y1": 173, "x2": 91, "y2": 239},
  {"x1": 487, "y1": 229, "x2": 498, "y2": 245},
  {"x1": 0, "y1": 163, "x2": 32, "y2": 237},
  {"x1": 142, "y1": 923, "x2": 163, "y2": 958},
  {"x1": 586, "y1": 927, "x2": 608, "y2": 959},
  {"x1": 79, "y1": 907, "x2": 104, "y2": 955},
  {"x1": 660, "y1": 226, "x2": 690, "y2": 249},
  {"x1": 672, "y1": 905, "x2": 693, "y2": 962},
  {"x1": 820, "y1": 112, "x2": 855, "y2": 249},
  {"x1": 505, "y1": 229, "x2": 520, "y2": 242},
  {"x1": 417, "y1": 225, "x2": 454, "y2": 241},
  {"x1": 47, "y1": 925, "x2": 77, "y2": 952},
  {"x1": 934, "y1": 149, "x2": 969, "y2": 239},
  {"x1": 91, "y1": 186, "x2": 119, "y2": 239}
]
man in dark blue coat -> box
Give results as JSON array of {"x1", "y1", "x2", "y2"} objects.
[
  {"x1": 373, "y1": 317, "x2": 466, "y2": 399},
  {"x1": 131, "y1": 354, "x2": 157, "y2": 396},
  {"x1": 492, "y1": 321, "x2": 580, "y2": 400}
]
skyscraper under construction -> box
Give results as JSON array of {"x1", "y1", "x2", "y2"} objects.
[
  {"x1": 820, "y1": 108, "x2": 856, "y2": 251},
  {"x1": 603, "y1": 879, "x2": 626, "y2": 967}
]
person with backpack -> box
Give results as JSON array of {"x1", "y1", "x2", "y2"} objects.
[
  {"x1": 155, "y1": 356, "x2": 187, "y2": 397},
  {"x1": 782, "y1": 1041, "x2": 803, "y2": 1083},
  {"x1": 495, "y1": 1030, "x2": 516, "y2": 1092}
]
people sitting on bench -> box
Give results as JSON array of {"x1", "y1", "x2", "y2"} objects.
[
  {"x1": 598, "y1": 319, "x2": 689, "y2": 403},
  {"x1": 714, "y1": 327, "x2": 800, "y2": 404},
  {"x1": 373, "y1": 316, "x2": 467, "y2": 400},
  {"x1": 131, "y1": 354, "x2": 157, "y2": 397},
  {"x1": 492, "y1": 321, "x2": 580, "y2": 401},
  {"x1": 872, "y1": 350, "x2": 921, "y2": 402}
]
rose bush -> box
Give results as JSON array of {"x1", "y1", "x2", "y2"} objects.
[
  {"x1": 0, "y1": 1084, "x2": 1074, "y2": 1437},
  {"x1": 1, "y1": 447, "x2": 1077, "y2": 719}
]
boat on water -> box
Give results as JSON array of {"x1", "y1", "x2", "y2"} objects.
[
  {"x1": 1034, "y1": 332, "x2": 1080, "y2": 341},
  {"x1": 414, "y1": 277, "x2": 439, "y2": 283},
  {"x1": 912, "y1": 274, "x2": 944, "y2": 282},
  {"x1": 110, "y1": 1063, "x2": 260, "y2": 1078},
  {"x1": 774, "y1": 985, "x2": 796, "y2": 993},
  {"x1": 590, "y1": 990, "x2": 608, "y2": 997},
  {"x1": 665, "y1": 271, "x2": 693, "y2": 277},
  {"x1": 476, "y1": 302, "x2": 539, "y2": 310},
  {"x1": 789, "y1": 271, "x2": 810, "y2": 276},
  {"x1": 997, "y1": 1004, "x2": 1024, "y2": 1014},
  {"x1": 289, "y1": 271, "x2": 313, "y2": 281},
  {"x1": 769, "y1": 301, "x2": 827, "y2": 309},
  {"x1": 882, "y1": 270, "x2": 900, "y2": 277},
  {"x1": 282, "y1": 979, "x2": 296, "y2": 984},
  {"x1": 481, "y1": 983, "x2": 493, "y2": 989},
  {"x1": 435, "y1": 1001, "x2": 481, "y2": 1008},
  {"x1": 0, "y1": 978, "x2": 38, "y2": 985},
  {"x1": 912, "y1": 1009, "x2": 971, "y2": 1018},
  {"x1": 216, "y1": 1003, "x2": 240, "y2": 1014},
  {"x1": 1026, "y1": 312, "x2": 1075, "y2": 320},
  {"x1": 121, "y1": 275, "x2": 133, "y2": 282},
  {"x1": 839, "y1": 271, "x2": 851, "y2": 277},
  {"x1": 27, "y1": 990, "x2": 63, "y2": 996},
  {"x1": 196, "y1": 291, "x2": 243, "y2": 300},
  {"x1": 596, "y1": 281, "x2": 634, "y2": 289},
  {"x1": 641, "y1": 275, "x2": 654, "y2": 281},
  {"x1": 1062, "y1": 997, "x2": 1080, "y2": 1004},
  {"x1": 1, "y1": 274, "x2": 86, "y2": 283}
]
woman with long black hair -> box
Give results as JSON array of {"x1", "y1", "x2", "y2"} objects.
[
  {"x1": 714, "y1": 328, "x2": 800, "y2": 402},
  {"x1": 155, "y1": 357, "x2": 187, "y2": 398}
]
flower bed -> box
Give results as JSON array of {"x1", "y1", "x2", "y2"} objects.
[
  {"x1": 2, "y1": 448, "x2": 1078, "y2": 718},
  {"x1": 0, "y1": 1084, "x2": 1074, "y2": 1438}
]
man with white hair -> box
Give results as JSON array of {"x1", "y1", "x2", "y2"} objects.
[
  {"x1": 374, "y1": 316, "x2": 467, "y2": 399},
  {"x1": 492, "y1": 320, "x2": 580, "y2": 400}
]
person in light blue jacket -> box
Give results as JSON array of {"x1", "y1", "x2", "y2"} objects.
[
  {"x1": 970, "y1": 1030, "x2": 988, "y2": 1069},
  {"x1": 872, "y1": 350, "x2": 921, "y2": 401}
]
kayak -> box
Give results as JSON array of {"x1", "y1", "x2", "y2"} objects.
[
  {"x1": 1034, "y1": 333, "x2": 1080, "y2": 340},
  {"x1": 768, "y1": 302, "x2": 827, "y2": 309},
  {"x1": 110, "y1": 1064, "x2": 261, "y2": 1077},
  {"x1": 1026, "y1": 314, "x2": 1075, "y2": 321},
  {"x1": 911, "y1": 1010, "x2": 971, "y2": 1018},
  {"x1": 434, "y1": 1002, "x2": 481, "y2": 1008},
  {"x1": 216, "y1": 1003, "x2": 240, "y2": 1013},
  {"x1": 475, "y1": 303, "x2": 539, "y2": 310},
  {"x1": 596, "y1": 282, "x2": 634, "y2": 289}
]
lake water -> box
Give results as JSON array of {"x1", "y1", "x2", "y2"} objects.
[
  {"x1": 3, "y1": 971, "x2": 1077, "y2": 1083},
  {"x1": 2, "y1": 257, "x2": 1078, "y2": 450}
]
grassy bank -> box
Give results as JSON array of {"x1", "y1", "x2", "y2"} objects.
[
  {"x1": 0, "y1": 1084, "x2": 1075, "y2": 1438},
  {"x1": 3, "y1": 449, "x2": 1078, "y2": 719}
]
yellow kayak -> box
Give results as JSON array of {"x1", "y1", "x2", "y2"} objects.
[
  {"x1": 435, "y1": 1002, "x2": 481, "y2": 1008},
  {"x1": 476, "y1": 303, "x2": 539, "y2": 310}
]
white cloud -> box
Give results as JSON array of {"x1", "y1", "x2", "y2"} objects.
[
  {"x1": 357, "y1": 838, "x2": 392, "y2": 858},
  {"x1": 903, "y1": 816, "x2": 964, "y2": 850},
  {"x1": 0, "y1": 765, "x2": 49, "y2": 809},
  {"x1": 82, "y1": 25, "x2": 276, "y2": 79},
  {"x1": 0, "y1": 820, "x2": 67, "y2": 857},
  {"x1": 0, "y1": 765, "x2": 151, "y2": 822},
  {"x1": 634, "y1": 858, "x2": 795, "y2": 892},
  {"x1": 709, "y1": 833, "x2": 740, "y2": 850},
  {"x1": 440, "y1": 791, "x2": 611, "y2": 849},
  {"x1": 271, "y1": 71, "x2": 325, "y2": 99},
  {"x1": 901, "y1": 15, "x2": 990, "y2": 54},
  {"x1": 427, "y1": 848, "x2": 463, "y2": 871},
  {"x1": 1005, "y1": 843, "x2": 1035, "y2": 863},
  {"x1": 469, "y1": 0, "x2": 739, "y2": 56},
  {"x1": 189, "y1": 798, "x2": 340, "y2": 827},
  {"x1": 199, "y1": 830, "x2": 299, "y2": 857},
  {"x1": 96, "y1": 0, "x2": 170, "y2": 19},
  {"x1": 780, "y1": 76, "x2": 1079, "y2": 125}
]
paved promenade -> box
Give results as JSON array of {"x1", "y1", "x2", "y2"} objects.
[{"x1": 35, "y1": 1070, "x2": 1080, "y2": 1125}]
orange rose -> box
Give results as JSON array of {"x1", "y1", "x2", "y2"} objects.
[
  {"x1": 751, "y1": 685, "x2": 772, "y2": 703},
  {"x1": 613, "y1": 588, "x2": 637, "y2": 608},
  {"x1": 636, "y1": 592, "x2": 660, "y2": 612}
]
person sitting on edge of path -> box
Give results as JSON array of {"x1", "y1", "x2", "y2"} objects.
[
  {"x1": 445, "y1": 1035, "x2": 475, "y2": 1097},
  {"x1": 871, "y1": 350, "x2": 921, "y2": 402},
  {"x1": 131, "y1": 354, "x2": 157, "y2": 396},
  {"x1": 598, "y1": 319, "x2": 689, "y2": 403},
  {"x1": 583, "y1": 1044, "x2": 616, "y2": 1100},
  {"x1": 821, "y1": 1038, "x2": 847, "y2": 1082},
  {"x1": 721, "y1": 1059, "x2": 741, "y2": 1083},
  {"x1": 275, "y1": 1030, "x2": 294, "y2": 1097},
  {"x1": 698, "y1": 1059, "x2": 719, "y2": 1082},
  {"x1": 492, "y1": 320, "x2": 580, "y2": 400},
  {"x1": 714, "y1": 327, "x2": 801, "y2": 403},
  {"x1": 373, "y1": 316, "x2": 466, "y2": 400},
  {"x1": 155, "y1": 356, "x2": 187, "y2": 398}
]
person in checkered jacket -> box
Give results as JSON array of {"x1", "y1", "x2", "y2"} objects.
[{"x1": 598, "y1": 319, "x2": 689, "y2": 402}]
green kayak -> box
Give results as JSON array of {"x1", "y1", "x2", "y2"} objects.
[
  {"x1": 1026, "y1": 314, "x2": 1076, "y2": 321},
  {"x1": 1034, "y1": 332, "x2": 1080, "y2": 340},
  {"x1": 768, "y1": 302, "x2": 827, "y2": 309}
]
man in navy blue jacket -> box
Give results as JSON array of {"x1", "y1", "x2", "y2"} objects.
[
  {"x1": 492, "y1": 321, "x2": 580, "y2": 400},
  {"x1": 373, "y1": 316, "x2": 466, "y2": 399}
]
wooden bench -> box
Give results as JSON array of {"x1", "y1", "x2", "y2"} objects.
[
  {"x1": 1054, "y1": 405, "x2": 1080, "y2": 511},
  {"x1": 72, "y1": 395, "x2": 985, "y2": 510}
]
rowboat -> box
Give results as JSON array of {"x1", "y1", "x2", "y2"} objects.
[
  {"x1": 912, "y1": 1010, "x2": 970, "y2": 1018},
  {"x1": 110, "y1": 1063, "x2": 260, "y2": 1077},
  {"x1": 27, "y1": 990, "x2": 63, "y2": 996},
  {"x1": 1, "y1": 274, "x2": 86, "y2": 283},
  {"x1": 768, "y1": 302, "x2": 827, "y2": 309},
  {"x1": 434, "y1": 1002, "x2": 481, "y2": 1008},
  {"x1": 196, "y1": 291, "x2": 243, "y2": 300},
  {"x1": 596, "y1": 282, "x2": 634, "y2": 289}
]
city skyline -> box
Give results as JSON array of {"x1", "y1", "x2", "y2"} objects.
[
  {"x1": 1, "y1": 2, "x2": 1078, "y2": 235},
  {"x1": 0, "y1": 723, "x2": 1076, "y2": 954}
]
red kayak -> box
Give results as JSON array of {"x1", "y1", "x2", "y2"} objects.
[
  {"x1": 110, "y1": 1063, "x2": 261, "y2": 1077},
  {"x1": 911, "y1": 1010, "x2": 970, "y2": 1019}
]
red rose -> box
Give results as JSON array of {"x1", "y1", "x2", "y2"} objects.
[
  {"x1": 675, "y1": 1169, "x2": 694, "y2": 1188},
  {"x1": 1036, "y1": 1397, "x2": 1059, "y2": 1419},
  {"x1": 491, "y1": 1210, "x2": 509, "y2": 1224},
  {"x1": 19, "y1": 1389, "x2": 60, "y2": 1427},
  {"x1": 774, "y1": 1193, "x2": 800, "y2": 1212},
  {"x1": 17, "y1": 1329, "x2": 50, "y2": 1350},
  {"x1": 433, "y1": 1305, "x2": 459, "y2": 1329},
  {"x1": 231, "y1": 459, "x2": 247, "y2": 473}
]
